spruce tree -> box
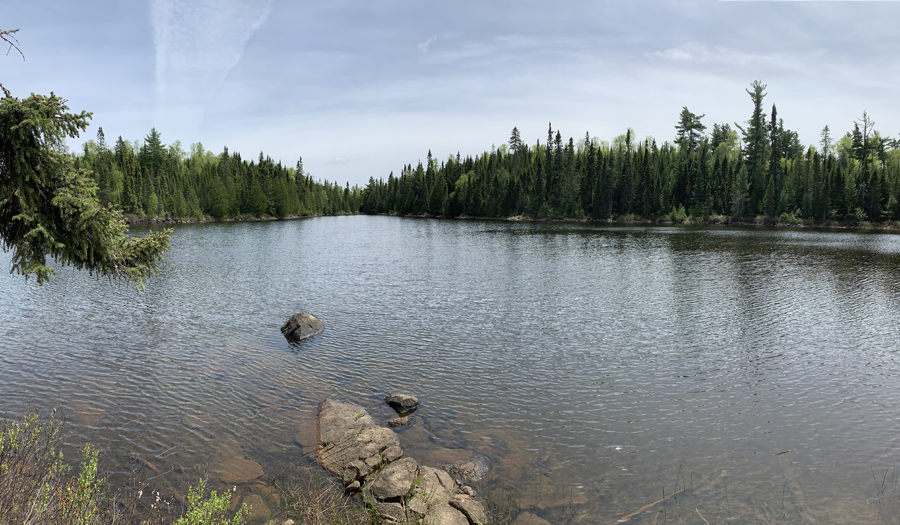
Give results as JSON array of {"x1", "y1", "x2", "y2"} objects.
[{"x1": 0, "y1": 88, "x2": 169, "y2": 285}]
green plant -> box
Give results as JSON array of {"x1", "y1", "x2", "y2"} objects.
[
  {"x1": 173, "y1": 479, "x2": 247, "y2": 525},
  {"x1": 0, "y1": 410, "x2": 104, "y2": 525}
]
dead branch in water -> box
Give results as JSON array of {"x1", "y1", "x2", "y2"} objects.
[
  {"x1": 612, "y1": 470, "x2": 727, "y2": 524},
  {"x1": 128, "y1": 453, "x2": 188, "y2": 508}
]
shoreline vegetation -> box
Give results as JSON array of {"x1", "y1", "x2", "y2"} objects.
[
  {"x1": 124, "y1": 209, "x2": 900, "y2": 234},
  {"x1": 0, "y1": 411, "x2": 371, "y2": 525}
]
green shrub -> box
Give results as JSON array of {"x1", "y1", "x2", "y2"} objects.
[
  {"x1": 173, "y1": 479, "x2": 247, "y2": 525},
  {"x1": 0, "y1": 410, "x2": 103, "y2": 525}
]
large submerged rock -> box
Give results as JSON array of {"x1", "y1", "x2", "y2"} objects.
[
  {"x1": 442, "y1": 452, "x2": 492, "y2": 483},
  {"x1": 281, "y1": 312, "x2": 324, "y2": 340},
  {"x1": 315, "y1": 398, "x2": 487, "y2": 525}
]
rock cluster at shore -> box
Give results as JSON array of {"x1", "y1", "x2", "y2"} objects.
[{"x1": 316, "y1": 398, "x2": 487, "y2": 525}]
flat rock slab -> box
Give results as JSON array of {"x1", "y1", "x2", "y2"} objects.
[
  {"x1": 512, "y1": 512, "x2": 552, "y2": 525},
  {"x1": 316, "y1": 399, "x2": 402, "y2": 485},
  {"x1": 210, "y1": 455, "x2": 265, "y2": 485},
  {"x1": 385, "y1": 394, "x2": 419, "y2": 414},
  {"x1": 281, "y1": 312, "x2": 324, "y2": 340},
  {"x1": 424, "y1": 503, "x2": 470, "y2": 525}
]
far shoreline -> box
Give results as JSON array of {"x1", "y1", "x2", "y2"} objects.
[{"x1": 125, "y1": 210, "x2": 900, "y2": 233}]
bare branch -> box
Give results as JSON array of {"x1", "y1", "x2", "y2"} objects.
[{"x1": 1, "y1": 28, "x2": 23, "y2": 60}]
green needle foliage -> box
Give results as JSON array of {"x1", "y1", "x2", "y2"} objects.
[{"x1": 0, "y1": 86, "x2": 170, "y2": 286}]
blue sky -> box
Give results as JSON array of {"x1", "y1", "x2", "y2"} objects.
[{"x1": 4, "y1": 1, "x2": 898, "y2": 187}]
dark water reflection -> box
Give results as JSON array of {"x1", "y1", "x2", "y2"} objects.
[{"x1": 3, "y1": 216, "x2": 900, "y2": 523}]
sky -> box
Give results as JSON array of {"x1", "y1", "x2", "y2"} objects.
[{"x1": 3, "y1": 0, "x2": 899, "y2": 188}]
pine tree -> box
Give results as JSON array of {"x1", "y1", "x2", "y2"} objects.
[
  {"x1": 736, "y1": 80, "x2": 768, "y2": 213},
  {"x1": 675, "y1": 107, "x2": 706, "y2": 150}
]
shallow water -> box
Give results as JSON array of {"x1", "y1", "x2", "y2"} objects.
[{"x1": 3, "y1": 216, "x2": 900, "y2": 523}]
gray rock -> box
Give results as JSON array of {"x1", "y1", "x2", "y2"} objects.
[
  {"x1": 404, "y1": 492, "x2": 429, "y2": 521},
  {"x1": 384, "y1": 445, "x2": 404, "y2": 462},
  {"x1": 316, "y1": 399, "x2": 376, "y2": 444},
  {"x1": 423, "y1": 503, "x2": 469, "y2": 525},
  {"x1": 459, "y1": 485, "x2": 476, "y2": 497},
  {"x1": 388, "y1": 415, "x2": 411, "y2": 427},
  {"x1": 281, "y1": 312, "x2": 324, "y2": 340},
  {"x1": 315, "y1": 400, "x2": 400, "y2": 485},
  {"x1": 450, "y1": 494, "x2": 488, "y2": 525},
  {"x1": 512, "y1": 512, "x2": 552, "y2": 525},
  {"x1": 417, "y1": 466, "x2": 456, "y2": 504},
  {"x1": 375, "y1": 501, "x2": 405, "y2": 523},
  {"x1": 368, "y1": 457, "x2": 418, "y2": 499},
  {"x1": 385, "y1": 394, "x2": 419, "y2": 414}
]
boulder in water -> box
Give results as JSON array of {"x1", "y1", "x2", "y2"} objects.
[{"x1": 281, "y1": 312, "x2": 324, "y2": 340}]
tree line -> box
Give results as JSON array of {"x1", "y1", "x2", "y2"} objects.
[
  {"x1": 75, "y1": 128, "x2": 361, "y2": 220},
  {"x1": 360, "y1": 81, "x2": 900, "y2": 224}
]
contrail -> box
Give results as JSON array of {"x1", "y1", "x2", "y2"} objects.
[{"x1": 150, "y1": 0, "x2": 273, "y2": 141}]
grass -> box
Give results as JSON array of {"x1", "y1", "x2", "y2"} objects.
[{"x1": 273, "y1": 465, "x2": 373, "y2": 525}]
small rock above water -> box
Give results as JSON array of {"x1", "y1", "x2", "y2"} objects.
[
  {"x1": 280, "y1": 312, "x2": 324, "y2": 340},
  {"x1": 385, "y1": 394, "x2": 419, "y2": 414}
]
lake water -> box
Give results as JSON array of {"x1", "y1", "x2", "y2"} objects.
[{"x1": 3, "y1": 216, "x2": 900, "y2": 524}]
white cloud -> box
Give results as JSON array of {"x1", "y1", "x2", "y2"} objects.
[
  {"x1": 325, "y1": 156, "x2": 350, "y2": 165},
  {"x1": 150, "y1": 0, "x2": 273, "y2": 141},
  {"x1": 649, "y1": 42, "x2": 778, "y2": 66},
  {"x1": 417, "y1": 35, "x2": 438, "y2": 52}
]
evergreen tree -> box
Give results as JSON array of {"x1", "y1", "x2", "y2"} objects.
[
  {"x1": 675, "y1": 107, "x2": 706, "y2": 150},
  {"x1": 0, "y1": 88, "x2": 169, "y2": 285}
]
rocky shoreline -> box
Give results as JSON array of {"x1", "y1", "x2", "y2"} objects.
[{"x1": 315, "y1": 397, "x2": 489, "y2": 525}]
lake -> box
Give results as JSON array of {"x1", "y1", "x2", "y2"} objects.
[{"x1": 2, "y1": 216, "x2": 900, "y2": 524}]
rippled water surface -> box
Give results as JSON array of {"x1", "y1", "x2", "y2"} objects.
[{"x1": 3, "y1": 216, "x2": 900, "y2": 523}]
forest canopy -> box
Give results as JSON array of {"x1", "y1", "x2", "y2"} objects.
[{"x1": 361, "y1": 81, "x2": 900, "y2": 225}]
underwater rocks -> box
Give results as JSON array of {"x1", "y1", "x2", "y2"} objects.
[
  {"x1": 280, "y1": 312, "x2": 324, "y2": 340},
  {"x1": 385, "y1": 394, "x2": 419, "y2": 415},
  {"x1": 442, "y1": 452, "x2": 492, "y2": 483},
  {"x1": 315, "y1": 398, "x2": 486, "y2": 525}
]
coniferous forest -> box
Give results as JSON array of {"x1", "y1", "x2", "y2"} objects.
[
  {"x1": 75, "y1": 128, "x2": 361, "y2": 221},
  {"x1": 76, "y1": 81, "x2": 900, "y2": 227},
  {"x1": 361, "y1": 81, "x2": 900, "y2": 225}
]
